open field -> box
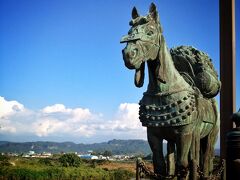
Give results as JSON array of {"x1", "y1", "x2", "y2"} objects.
[
  {"x1": 0, "y1": 154, "x2": 222, "y2": 179},
  {"x1": 0, "y1": 154, "x2": 135, "y2": 180},
  {"x1": 98, "y1": 160, "x2": 153, "y2": 174}
]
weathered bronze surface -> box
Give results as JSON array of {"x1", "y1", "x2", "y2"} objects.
[{"x1": 121, "y1": 3, "x2": 220, "y2": 180}]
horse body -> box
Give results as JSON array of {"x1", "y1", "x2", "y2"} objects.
[{"x1": 121, "y1": 3, "x2": 219, "y2": 179}]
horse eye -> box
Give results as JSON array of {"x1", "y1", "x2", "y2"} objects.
[{"x1": 147, "y1": 31, "x2": 154, "y2": 36}]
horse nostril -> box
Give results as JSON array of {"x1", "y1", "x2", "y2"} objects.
[
  {"x1": 131, "y1": 49, "x2": 138, "y2": 58},
  {"x1": 125, "y1": 52, "x2": 130, "y2": 59}
]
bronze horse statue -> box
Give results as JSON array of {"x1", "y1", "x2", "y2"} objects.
[{"x1": 121, "y1": 3, "x2": 220, "y2": 179}]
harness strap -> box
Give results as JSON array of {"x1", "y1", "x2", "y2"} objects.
[{"x1": 144, "y1": 88, "x2": 195, "y2": 97}]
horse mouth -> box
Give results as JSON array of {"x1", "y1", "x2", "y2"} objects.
[
  {"x1": 124, "y1": 62, "x2": 135, "y2": 69},
  {"x1": 125, "y1": 60, "x2": 142, "y2": 70},
  {"x1": 122, "y1": 50, "x2": 132, "y2": 69}
]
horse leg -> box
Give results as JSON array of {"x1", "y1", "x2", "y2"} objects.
[
  {"x1": 209, "y1": 124, "x2": 219, "y2": 172},
  {"x1": 147, "y1": 128, "x2": 166, "y2": 175},
  {"x1": 176, "y1": 129, "x2": 193, "y2": 180},
  {"x1": 167, "y1": 140, "x2": 175, "y2": 176},
  {"x1": 201, "y1": 100, "x2": 220, "y2": 178},
  {"x1": 201, "y1": 123, "x2": 219, "y2": 177},
  {"x1": 189, "y1": 128, "x2": 200, "y2": 180},
  {"x1": 208, "y1": 100, "x2": 220, "y2": 174},
  {"x1": 201, "y1": 136, "x2": 211, "y2": 178}
]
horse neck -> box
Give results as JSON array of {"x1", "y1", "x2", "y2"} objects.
[{"x1": 147, "y1": 37, "x2": 191, "y2": 94}]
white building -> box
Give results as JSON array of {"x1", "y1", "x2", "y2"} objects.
[{"x1": 79, "y1": 154, "x2": 98, "y2": 160}]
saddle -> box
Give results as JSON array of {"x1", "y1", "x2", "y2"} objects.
[{"x1": 170, "y1": 46, "x2": 221, "y2": 99}]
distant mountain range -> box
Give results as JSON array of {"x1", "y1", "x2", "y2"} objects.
[
  {"x1": 0, "y1": 139, "x2": 152, "y2": 155},
  {"x1": 0, "y1": 139, "x2": 220, "y2": 156}
]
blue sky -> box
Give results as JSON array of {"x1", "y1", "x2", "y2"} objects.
[{"x1": 0, "y1": 0, "x2": 239, "y2": 143}]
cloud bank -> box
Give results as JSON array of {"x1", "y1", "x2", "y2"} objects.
[{"x1": 0, "y1": 96, "x2": 146, "y2": 142}]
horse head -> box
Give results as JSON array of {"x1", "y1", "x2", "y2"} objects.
[{"x1": 121, "y1": 3, "x2": 166, "y2": 87}]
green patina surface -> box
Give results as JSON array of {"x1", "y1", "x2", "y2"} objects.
[{"x1": 121, "y1": 3, "x2": 220, "y2": 180}]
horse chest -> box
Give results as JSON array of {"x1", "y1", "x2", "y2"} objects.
[{"x1": 139, "y1": 92, "x2": 197, "y2": 127}]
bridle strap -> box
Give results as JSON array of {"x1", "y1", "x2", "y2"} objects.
[{"x1": 136, "y1": 28, "x2": 161, "y2": 63}]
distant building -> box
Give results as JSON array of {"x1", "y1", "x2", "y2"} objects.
[
  {"x1": 98, "y1": 155, "x2": 107, "y2": 160},
  {"x1": 40, "y1": 152, "x2": 52, "y2": 158},
  {"x1": 113, "y1": 155, "x2": 130, "y2": 161},
  {"x1": 22, "y1": 154, "x2": 30, "y2": 158},
  {"x1": 28, "y1": 151, "x2": 35, "y2": 155},
  {"x1": 21, "y1": 151, "x2": 52, "y2": 158},
  {"x1": 79, "y1": 154, "x2": 98, "y2": 160}
]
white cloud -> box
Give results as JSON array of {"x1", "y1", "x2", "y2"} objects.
[
  {"x1": 33, "y1": 105, "x2": 96, "y2": 137},
  {"x1": 0, "y1": 96, "x2": 147, "y2": 142},
  {"x1": 32, "y1": 118, "x2": 66, "y2": 137},
  {"x1": 0, "y1": 96, "x2": 25, "y2": 119},
  {"x1": 71, "y1": 108, "x2": 93, "y2": 122},
  {"x1": 42, "y1": 104, "x2": 68, "y2": 113},
  {"x1": 0, "y1": 125, "x2": 16, "y2": 133},
  {"x1": 117, "y1": 103, "x2": 142, "y2": 129},
  {"x1": 0, "y1": 97, "x2": 26, "y2": 133}
]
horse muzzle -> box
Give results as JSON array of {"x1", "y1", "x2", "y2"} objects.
[
  {"x1": 122, "y1": 46, "x2": 142, "y2": 70},
  {"x1": 122, "y1": 49, "x2": 135, "y2": 69}
]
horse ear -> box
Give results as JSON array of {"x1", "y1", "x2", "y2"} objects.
[
  {"x1": 149, "y1": 3, "x2": 159, "y2": 21},
  {"x1": 132, "y1": 6, "x2": 139, "y2": 19}
]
